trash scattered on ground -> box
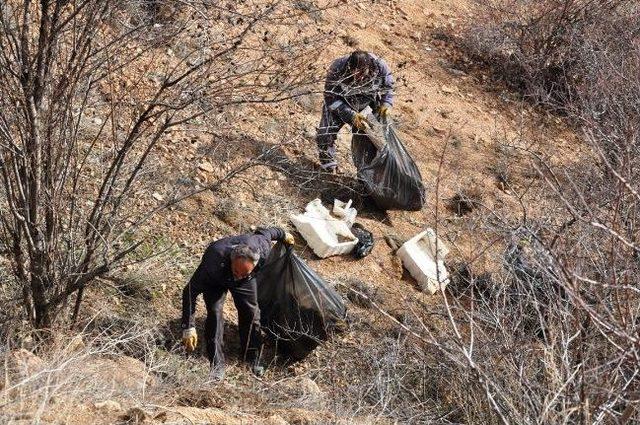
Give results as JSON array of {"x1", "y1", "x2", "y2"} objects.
[
  {"x1": 352, "y1": 115, "x2": 426, "y2": 211},
  {"x1": 384, "y1": 234, "x2": 407, "y2": 253},
  {"x1": 257, "y1": 242, "x2": 347, "y2": 360},
  {"x1": 351, "y1": 223, "x2": 374, "y2": 259},
  {"x1": 397, "y1": 229, "x2": 449, "y2": 294},
  {"x1": 332, "y1": 199, "x2": 357, "y2": 227},
  {"x1": 291, "y1": 199, "x2": 358, "y2": 258}
]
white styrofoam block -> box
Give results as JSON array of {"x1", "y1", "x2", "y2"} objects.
[
  {"x1": 291, "y1": 199, "x2": 358, "y2": 258},
  {"x1": 332, "y1": 199, "x2": 357, "y2": 227},
  {"x1": 397, "y1": 229, "x2": 449, "y2": 294}
]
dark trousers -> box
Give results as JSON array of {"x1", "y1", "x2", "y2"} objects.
[
  {"x1": 203, "y1": 277, "x2": 262, "y2": 367},
  {"x1": 316, "y1": 104, "x2": 345, "y2": 170},
  {"x1": 316, "y1": 103, "x2": 382, "y2": 170}
]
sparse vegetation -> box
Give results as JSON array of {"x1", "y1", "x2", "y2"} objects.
[
  {"x1": 0, "y1": 0, "x2": 322, "y2": 329},
  {"x1": 448, "y1": 187, "x2": 483, "y2": 216},
  {"x1": 1, "y1": 0, "x2": 638, "y2": 423}
]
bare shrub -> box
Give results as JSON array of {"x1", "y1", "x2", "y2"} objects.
[
  {"x1": 458, "y1": 0, "x2": 638, "y2": 108},
  {"x1": 409, "y1": 22, "x2": 640, "y2": 419},
  {"x1": 448, "y1": 187, "x2": 483, "y2": 216},
  {"x1": 0, "y1": 0, "x2": 326, "y2": 329},
  {"x1": 0, "y1": 326, "x2": 163, "y2": 422}
]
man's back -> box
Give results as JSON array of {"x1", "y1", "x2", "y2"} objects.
[{"x1": 200, "y1": 227, "x2": 285, "y2": 280}]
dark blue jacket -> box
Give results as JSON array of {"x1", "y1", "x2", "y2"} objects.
[
  {"x1": 181, "y1": 227, "x2": 285, "y2": 328},
  {"x1": 324, "y1": 53, "x2": 395, "y2": 123}
]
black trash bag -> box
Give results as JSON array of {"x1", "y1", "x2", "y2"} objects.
[
  {"x1": 351, "y1": 223, "x2": 374, "y2": 259},
  {"x1": 352, "y1": 116, "x2": 426, "y2": 211},
  {"x1": 257, "y1": 242, "x2": 347, "y2": 360}
]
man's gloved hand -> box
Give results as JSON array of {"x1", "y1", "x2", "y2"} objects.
[
  {"x1": 352, "y1": 112, "x2": 367, "y2": 130},
  {"x1": 182, "y1": 327, "x2": 198, "y2": 352},
  {"x1": 378, "y1": 104, "x2": 391, "y2": 118},
  {"x1": 284, "y1": 232, "x2": 295, "y2": 246}
]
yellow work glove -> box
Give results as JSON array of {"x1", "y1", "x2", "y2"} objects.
[
  {"x1": 378, "y1": 104, "x2": 391, "y2": 118},
  {"x1": 284, "y1": 232, "x2": 295, "y2": 246},
  {"x1": 182, "y1": 328, "x2": 198, "y2": 352},
  {"x1": 352, "y1": 112, "x2": 367, "y2": 130}
]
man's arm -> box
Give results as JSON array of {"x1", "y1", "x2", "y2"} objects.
[
  {"x1": 324, "y1": 57, "x2": 357, "y2": 123},
  {"x1": 181, "y1": 267, "x2": 207, "y2": 329},
  {"x1": 376, "y1": 57, "x2": 395, "y2": 107},
  {"x1": 254, "y1": 226, "x2": 286, "y2": 242}
]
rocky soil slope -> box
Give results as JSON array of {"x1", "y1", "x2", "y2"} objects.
[{"x1": 0, "y1": 0, "x2": 585, "y2": 423}]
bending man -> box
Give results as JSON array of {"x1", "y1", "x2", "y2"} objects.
[
  {"x1": 181, "y1": 227, "x2": 295, "y2": 381},
  {"x1": 317, "y1": 50, "x2": 395, "y2": 172}
]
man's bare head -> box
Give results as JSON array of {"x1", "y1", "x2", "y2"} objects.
[
  {"x1": 230, "y1": 245, "x2": 260, "y2": 280},
  {"x1": 347, "y1": 50, "x2": 375, "y2": 82}
]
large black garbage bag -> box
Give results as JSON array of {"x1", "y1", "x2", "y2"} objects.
[
  {"x1": 352, "y1": 116, "x2": 426, "y2": 211},
  {"x1": 257, "y1": 242, "x2": 347, "y2": 360}
]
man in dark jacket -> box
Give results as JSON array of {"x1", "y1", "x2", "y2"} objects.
[
  {"x1": 317, "y1": 50, "x2": 395, "y2": 172},
  {"x1": 181, "y1": 227, "x2": 295, "y2": 381}
]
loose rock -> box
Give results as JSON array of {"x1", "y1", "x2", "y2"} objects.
[
  {"x1": 198, "y1": 161, "x2": 214, "y2": 173},
  {"x1": 94, "y1": 400, "x2": 123, "y2": 413}
]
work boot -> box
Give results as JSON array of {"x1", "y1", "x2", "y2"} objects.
[
  {"x1": 250, "y1": 354, "x2": 265, "y2": 377},
  {"x1": 319, "y1": 164, "x2": 338, "y2": 175},
  {"x1": 207, "y1": 363, "x2": 225, "y2": 383},
  {"x1": 251, "y1": 363, "x2": 265, "y2": 377}
]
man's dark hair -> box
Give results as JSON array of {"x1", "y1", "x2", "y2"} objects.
[
  {"x1": 347, "y1": 50, "x2": 375, "y2": 73},
  {"x1": 230, "y1": 245, "x2": 260, "y2": 263}
]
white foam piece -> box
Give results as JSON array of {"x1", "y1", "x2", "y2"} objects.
[
  {"x1": 332, "y1": 199, "x2": 357, "y2": 227},
  {"x1": 291, "y1": 199, "x2": 358, "y2": 258},
  {"x1": 397, "y1": 229, "x2": 450, "y2": 294}
]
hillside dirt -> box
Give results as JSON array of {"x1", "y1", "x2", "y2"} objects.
[{"x1": 2, "y1": 0, "x2": 588, "y2": 424}]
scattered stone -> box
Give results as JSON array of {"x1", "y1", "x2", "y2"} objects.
[
  {"x1": 354, "y1": 21, "x2": 366, "y2": 29},
  {"x1": 91, "y1": 117, "x2": 103, "y2": 125},
  {"x1": 94, "y1": 400, "x2": 123, "y2": 413},
  {"x1": 264, "y1": 414, "x2": 290, "y2": 425},
  {"x1": 176, "y1": 388, "x2": 225, "y2": 409},
  {"x1": 1, "y1": 349, "x2": 44, "y2": 385},
  {"x1": 281, "y1": 377, "x2": 325, "y2": 408},
  {"x1": 447, "y1": 67, "x2": 467, "y2": 77},
  {"x1": 152, "y1": 192, "x2": 164, "y2": 201},
  {"x1": 448, "y1": 187, "x2": 483, "y2": 216},
  {"x1": 437, "y1": 109, "x2": 452, "y2": 119},
  {"x1": 198, "y1": 161, "x2": 214, "y2": 173},
  {"x1": 340, "y1": 34, "x2": 359, "y2": 47},
  {"x1": 384, "y1": 234, "x2": 407, "y2": 252},
  {"x1": 120, "y1": 407, "x2": 148, "y2": 423},
  {"x1": 345, "y1": 278, "x2": 379, "y2": 309},
  {"x1": 441, "y1": 84, "x2": 458, "y2": 94}
]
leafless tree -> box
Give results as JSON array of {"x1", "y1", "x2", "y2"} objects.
[{"x1": 0, "y1": 0, "x2": 329, "y2": 329}]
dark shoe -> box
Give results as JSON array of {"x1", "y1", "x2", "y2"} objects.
[
  {"x1": 251, "y1": 363, "x2": 265, "y2": 377},
  {"x1": 319, "y1": 164, "x2": 338, "y2": 174},
  {"x1": 208, "y1": 364, "x2": 225, "y2": 383}
]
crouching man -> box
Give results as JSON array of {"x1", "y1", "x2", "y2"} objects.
[{"x1": 181, "y1": 227, "x2": 295, "y2": 381}]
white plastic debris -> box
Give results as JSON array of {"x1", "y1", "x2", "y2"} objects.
[
  {"x1": 397, "y1": 229, "x2": 449, "y2": 294},
  {"x1": 291, "y1": 199, "x2": 358, "y2": 258},
  {"x1": 332, "y1": 199, "x2": 357, "y2": 227},
  {"x1": 360, "y1": 106, "x2": 386, "y2": 150}
]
